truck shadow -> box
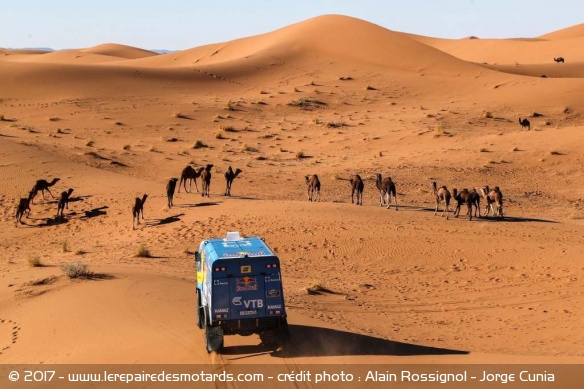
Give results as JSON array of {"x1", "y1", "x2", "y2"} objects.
[
  {"x1": 221, "y1": 324, "x2": 468, "y2": 358},
  {"x1": 274, "y1": 325, "x2": 468, "y2": 357}
]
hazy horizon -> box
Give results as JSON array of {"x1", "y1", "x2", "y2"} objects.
[{"x1": 3, "y1": 0, "x2": 583, "y2": 51}]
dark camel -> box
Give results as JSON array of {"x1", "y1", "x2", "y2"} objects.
[
  {"x1": 452, "y1": 188, "x2": 480, "y2": 221},
  {"x1": 432, "y1": 181, "x2": 451, "y2": 219},
  {"x1": 375, "y1": 173, "x2": 398, "y2": 210},
  {"x1": 554, "y1": 57, "x2": 564, "y2": 63},
  {"x1": 178, "y1": 166, "x2": 205, "y2": 193},
  {"x1": 56, "y1": 188, "x2": 74, "y2": 219},
  {"x1": 350, "y1": 175, "x2": 364, "y2": 205},
  {"x1": 305, "y1": 174, "x2": 321, "y2": 202},
  {"x1": 29, "y1": 178, "x2": 60, "y2": 203},
  {"x1": 519, "y1": 118, "x2": 530, "y2": 131},
  {"x1": 132, "y1": 194, "x2": 148, "y2": 229},
  {"x1": 15, "y1": 197, "x2": 31, "y2": 226},
  {"x1": 166, "y1": 178, "x2": 178, "y2": 208},
  {"x1": 224, "y1": 166, "x2": 243, "y2": 196},
  {"x1": 201, "y1": 164, "x2": 214, "y2": 197}
]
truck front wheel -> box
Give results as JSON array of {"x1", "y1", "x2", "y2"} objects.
[{"x1": 196, "y1": 290, "x2": 204, "y2": 329}]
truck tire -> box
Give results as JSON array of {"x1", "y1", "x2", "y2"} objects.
[
  {"x1": 204, "y1": 308, "x2": 224, "y2": 353},
  {"x1": 196, "y1": 290, "x2": 203, "y2": 329}
]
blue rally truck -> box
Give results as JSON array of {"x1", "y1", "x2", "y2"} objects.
[{"x1": 195, "y1": 232, "x2": 290, "y2": 352}]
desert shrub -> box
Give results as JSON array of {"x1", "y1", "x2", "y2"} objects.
[
  {"x1": 221, "y1": 125, "x2": 237, "y2": 132},
  {"x1": 136, "y1": 244, "x2": 151, "y2": 258},
  {"x1": 61, "y1": 261, "x2": 91, "y2": 278},
  {"x1": 296, "y1": 151, "x2": 305, "y2": 159},
  {"x1": 193, "y1": 140, "x2": 207, "y2": 149},
  {"x1": 287, "y1": 97, "x2": 327, "y2": 109},
  {"x1": 28, "y1": 256, "x2": 43, "y2": 267}
]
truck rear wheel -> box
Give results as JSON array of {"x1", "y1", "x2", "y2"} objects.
[
  {"x1": 205, "y1": 326, "x2": 224, "y2": 353},
  {"x1": 204, "y1": 308, "x2": 224, "y2": 353}
]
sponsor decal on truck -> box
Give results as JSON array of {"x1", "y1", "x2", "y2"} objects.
[{"x1": 236, "y1": 276, "x2": 258, "y2": 291}]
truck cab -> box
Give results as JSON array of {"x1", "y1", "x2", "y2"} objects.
[{"x1": 195, "y1": 232, "x2": 290, "y2": 352}]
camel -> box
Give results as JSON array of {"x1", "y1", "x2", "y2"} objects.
[
  {"x1": 166, "y1": 178, "x2": 178, "y2": 208},
  {"x1": 479, "y1": 186, "x2": 504, "y2": 218},
  {"x1": 432, "y1": 181, "x2": 451, "y2": 219},
  {"x1": 29, "y1": 178, "x2": 60, "y2": 203},
  {"x1": 304, "y1": 174, "x2": 321, "y2": 202},
  {"x1": 375, "y1": 174, "x2": 398, "y2": 210},
  {"x1": 56, "y1": 188, "x2": 74, "y2": 219},
  {"x1": 132, "y1": 194, "x2": 148, "y2": 228},
  {"x1": 452, "y1": 188, "x2": 476, "y2": 221},
  {"x1": 518, "y1": 118, "x2": 530, "y2": 131},
  {"x1": 350, "y1": 175, "x2": 364, "y2": 205},
  {"x1": 554, "y1": 57, "x2": 564, "y2": 63},
  {"x1": 224, "y1": 166, "x2": 243, "y2": 196},
  {"x1": 15, "y1": 197, "x2": 31, "y2": 226},
  {"x1": 178, "y1": 166, "x2": 205, "y2": 193},
  {"x1": 201, "y1": 164, "x2": 214, "y2": 197}
]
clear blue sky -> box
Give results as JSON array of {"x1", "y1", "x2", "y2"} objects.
[{"x1": 3, "y1": 0, "x2": 583, "y2": 50}]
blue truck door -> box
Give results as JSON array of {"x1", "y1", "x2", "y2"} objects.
[{"x1": 229, "y1": 275, "x2": 266, "y2": 319}]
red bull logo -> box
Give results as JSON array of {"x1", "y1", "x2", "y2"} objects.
[{"x1": 236, "y1": 276, "x2": 258, "y2": 292}]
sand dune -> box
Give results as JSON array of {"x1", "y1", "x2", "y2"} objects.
[
  {"x1": 538, "y1": 23, "x2": 584, "y2": 40},
  {"x1": 1, "y1": 14, "x2": 584, "y2": 387}
]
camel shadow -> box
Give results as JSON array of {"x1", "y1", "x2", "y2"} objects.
[
  {"x1": 220, "y1": 324, "x2": 468, "y2": 358},
  {"x1": 68, "y1": 195, "x2": 92, "y2": 203},
  {"x1": 79, "y1": 206, "x2": 108, "y2": 219},
  {"x1": 480, "y1": 215, "x2": 558, "y2": 223},
  {"x1": 224, "y1": 195, "x2": 259, "y2": 200},
  {"x1": 176, "y1": 202, "x2": 221, "y2": 208},
  {"x1": 145, "y1": 213, "x2": 184, "y2": 227}
]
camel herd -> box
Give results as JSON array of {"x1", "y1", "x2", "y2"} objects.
[
  {"x1": 15, "y1": 164, "x2": 505, "y2": 229},
  {"x1": 14, "y1": 164, "x2": 244, "y2": 228},
  {"x1": 15, "y1": 178, "x2": 76, "y2": 225},
  {"x1": 431, "y1": 181, "x2": 504, "y2": 220},
  {"x1": 304, "y1": 174, "x2": 503, "y2": 221}
]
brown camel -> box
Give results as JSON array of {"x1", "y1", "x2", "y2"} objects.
[
  {"x1": 15, "y1": 197, "x2": 31, "y2": 226},
  {"x1": 452, "y1": 188, "x2": 473, "y2": 220},
  {"x1": 350, "y1": 175, "x2": 364, "y2": 205},
  {"x1": 554, "y1": 57, "x2": 564, "y2": 63},
  {"x1": 132, "y1": 194, "x2": 148, "y2": 229},
  {"x1": 305, "y1": 174, "x2": 321, "y2": 202},
  {"x1": 178, "y1": 166, "x2": 205, "y2": 193},
  {"x1": 224, "y1": 166, "x2": 243, "y2": 196},
  {"x1": 432, "y1": 181, "x2": 451, "y2": 219},
  {"x1": 29, "y1": 178, "x2": 60, "y2": 203},
  {"x1": 519, "y1": 118, "x2": 530, "y2": 131},
  {"x1": 479, "y1": 186, "x2": 504, "y2": 218},
  {"x1": 56, "y1": 188, "x2": 74, "y2": 219},
  {"x1": 201, "y1": 164, "x2": 214, "y2": 197},
  {"x1": 375, "y1": 173, "x2": 398, "y2": 210},
  {"x1": 166, "y1": 178, "x2": 178, "y2": 208}
]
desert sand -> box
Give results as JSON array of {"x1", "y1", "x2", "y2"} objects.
[{"x1": 1, "y1": 14, "x2": 584, "y2": 387}]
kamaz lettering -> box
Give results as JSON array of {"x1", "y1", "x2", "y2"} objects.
[{"x1": 195, "y1": 232, "x2": 290, "y2": 353}]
